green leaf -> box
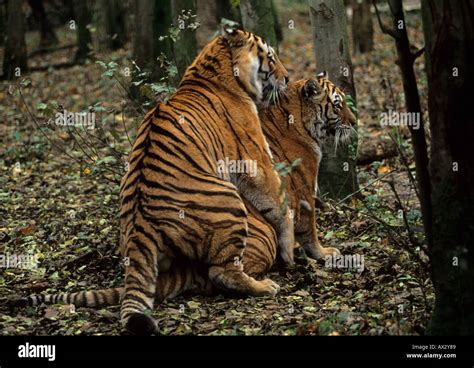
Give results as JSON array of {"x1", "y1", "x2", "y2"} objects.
[
  {"x1": 95, "y1": 60, "x2": 107, "y2": 69},
  {"x1": 273, "y1": 162, "x2": 287, "y2": 172},
  {"x1": 36, "y1": 102, "x2": 48, "y2": 111},
  {"x1": 95, "y1": 156, "x2": 117, "y2": 166},
  {"x1": 149, "y1": 83, "x2": 170, "y2": 94},
  {"x1": 20, "y1": 78, "x2": 32, "y2": 88}
]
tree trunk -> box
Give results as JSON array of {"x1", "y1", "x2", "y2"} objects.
[
  {"x1": 132, "y1": 0, "x2": 156, "y2": 88},
  {"x1": 0, "y1": 1, "x2": 7, "y2": 46},
  {"x1": 28, "y1": 0, "x2": 59, "y2": 47},
  {"x1": 308, "y1": 0, "x2": 359, "y2": 200},
  {"x1": 131, "y1": 0, "x2": 173, "y2": 97},
  {"x1": 271, "y1": 0, "x2": 283, "y2": 44},
  {"x1": 97, "y1": 0, "x2": 126, "y2": 50},
  {"x1": 379, "y1": 0, "x2": 433, "y2": 252},
  {"x1": 154, "y1": 0, "x2": 173, "y2": 79},
  {"x1": 72, "y1": 0, "x2": 92, "y2": 62},
  {"x1": 196, "y1": 0, "x2": 219, "y2": 47},
  {"x1": 240, "y1": 0, "x2": 279, "y2": 49},
  {"x1": 351, "y1": 0, "x2": 373, "y2": 54},
  {"x1": 2, "y1": 0, "x2": 28, "y2": 80},
  {"x1": 171, "y1": 0, "x2": 198, "y2": 79},
  {"x1": 216, "y1": 0, "x2": 242, "y2": 24},
  {"x1": 421, "y1": 0, "x2": 474, "y2": 335}
]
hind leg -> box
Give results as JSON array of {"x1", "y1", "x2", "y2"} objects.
[
  {"x1": 155, "y1": 259, "x2": 214, "y2": 302},
  {"x1": 209, "y1": 263, "x2": 280, "y2": 297},
  {"x1": 198, "y1": 190, "x2": 280, "y2": 297}
]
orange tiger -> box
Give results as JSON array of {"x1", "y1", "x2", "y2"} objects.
[
  {"x1": 13, "y1": 74, "x2": 357, "y2": 335},
  {"x1": 261, "y1": 72, "x2": 357, "y2": 260},
  {"x1": 117, "y1": 28, "x2": 298, "y2": 334}
]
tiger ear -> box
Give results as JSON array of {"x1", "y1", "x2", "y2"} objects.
[
  {"x1": 221, "y1": 26, "x2": 243, "y2": 46},
  {"x1": 303, "y1": 78, "x2": 322, "y2": 97},
  {"x1": 317, "y1": 71, "x2": 329, "y2": 80}
]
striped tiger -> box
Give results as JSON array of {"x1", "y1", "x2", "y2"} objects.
[
  {"x1": 260, "y1": 73, "x2": 357, "y2": 260},
  {"x1": 12, "y1": 74, "x2": 357, "y2": 335},
  {"x1": 118, "y1": 27, "x2": 298, "y2": 334}
]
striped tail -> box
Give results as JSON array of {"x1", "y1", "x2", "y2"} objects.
[{"x1": 11, "y1": 288, "x2": 123, "y2": 308}]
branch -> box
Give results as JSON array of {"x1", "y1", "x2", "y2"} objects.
[
  {"x1": 387, "y1": 179, "x2": 420, "y2": 251},
  {"x1": 411, "y1": 46, "x2": 426, "y2": 62},
  {"x1": 335, "y1": 169, "x2": 398, "y2": 206},
  {"x1": 346, "y1": 200, "x2": 430, "y2": 274},
  {"x1": 372, "y1": 0, "x2": 400, "y2": 39}
]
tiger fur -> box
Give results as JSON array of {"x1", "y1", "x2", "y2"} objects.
[{"x1": 117, "y1": 28, "x2": 296, "y2": 334}]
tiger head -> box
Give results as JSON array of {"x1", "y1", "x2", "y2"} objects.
[
  {"x1": 222, "y1": 28, "x2": 289, "y2": 105},
  {"x1": 298, "y1": 72, "x2": 357, "y2": 148}
]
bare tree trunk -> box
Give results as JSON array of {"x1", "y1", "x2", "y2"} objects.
[
  {"x1": 240, "y1": 0, "x2": 279, "y2": 49},
  {"x1": 0, "y1": 2, "x2": 5, "y2": 46},
  {"x1": 373, "y1": 0, "x2": 432, "y2": 248},
  {"x1": 97, "y1": 0, "x2": 126, "y2": 50},
  {"x1": 171, "y1": 0, "x2": 198, "y2": 79},
  {"x1": 131, "y1": 0, "x2": 174, "y2": 96},
  {"x1": 132, "y1": 0, "x2": 156, "y2": 89},
  {"x1": 2, "y1": 0, "x2": 28, "y2": 80},
  {"x1": 28, "y1": 0, "x2": 59, "y2": 47},
  {"x1": 308, "y1": 0, "x2": 359, "y2": 200},
  {"x1": 421, "y1": 0, "x2": 474, "y2": 335},
  {"x1": 72, "y1": 0, "x2": 92, "y2": 62},
  {"x1": 216, "y1": 0, "x2": 241, "y2": 24},
  {"x1": 351, "y1": 0, "x2": 373, "y2": 54},
  {"x1": 196, "y1": 0, "x2": 219, "y2": 47}
]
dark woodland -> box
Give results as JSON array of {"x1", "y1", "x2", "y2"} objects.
[{"x1": 0, "y1": 0, "x2": 473, "y2": 347}]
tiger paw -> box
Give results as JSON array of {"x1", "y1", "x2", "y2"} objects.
[
  {"x1": 304, "y1": 243, "x2": 341, "y2": 260},
  {"x1": 254, "y1": 278, "x2": 280, "y2": 297},
  {"x1": 319, "y1": 246, "x2": 341, "y2": 258}
]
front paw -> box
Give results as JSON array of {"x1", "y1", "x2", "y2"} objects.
[
  {"x1": 319, "y1": 246, "x2": 341, "y2": 258},
  {"x1": 303, "y1": 243, "x2": 340, "y2": 260}
]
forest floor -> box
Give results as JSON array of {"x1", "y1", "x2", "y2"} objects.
[{"x1": 0, "y1": 7, "x2": 433, "y2": 335}]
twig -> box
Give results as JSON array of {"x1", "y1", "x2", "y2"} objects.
[
  {"x1": 387, "y1": 130, "x2": 420, "y2": 200},
  {"x1": 18, "y1": 86, "x2": 122, "y2": 185},
  {"x1": 412, "y1": 47, "x2": 425, "y2": 61},
  {"x1": 335, "y1": 170, "x2": 398, "y2": 206},
  {"x1": 386, "y1": 179, "x2": 418, "y2": 249},
  {"x1": 343, "y1": 201, "x2": 429, "y2": 274},
  {"x1": 373, "y1": 0, "x2": 399, "y2": 39},
  {"x1": 28, "y1": 43, "x2": 75, "y2": 58},
  {"x1": 121, "y1": 109, "x2": 133, "y2": 147},
  {"x1": 18, "y1": 87, "x2": 81, "y2": 164}
]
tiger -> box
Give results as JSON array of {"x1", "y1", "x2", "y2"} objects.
[
  {"x1": 117, "y1": 27, "x2": 299, "y2": 334},
  {"x1": 11, "y1": 74, "x2": 357, "y2": 335},
  {"x1": 260, "y1": 72, "x2": 357, "y2": 260}
]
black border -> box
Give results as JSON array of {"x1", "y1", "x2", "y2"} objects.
[{"x1": 0, "y1": 336, "x2": 472, "y2": 365}]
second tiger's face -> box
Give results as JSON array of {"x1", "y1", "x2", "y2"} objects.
[
  {"x1": 300, "y1": 73, "x2": 357, "y2": 147},
  {"x1": 222, "y1": 28, "x2": 289, "y2": 104}
]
